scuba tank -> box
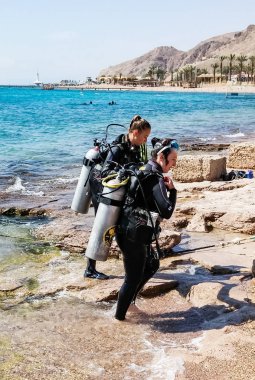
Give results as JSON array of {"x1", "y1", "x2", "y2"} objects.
[
  {"x1": 71, "y1": 146, "x2": 100, "y2": 214},
  {"x1": 71, "y1": 124, "x2": 126, "y2": 214},
  {"x1": 85, "y1": 171, "x2": 129, "y2": 261}
]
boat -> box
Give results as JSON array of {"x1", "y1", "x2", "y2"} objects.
[
  {"x1": 42, "y1": 84, "x2": 54, "y2": 90},
  {"x1": 34, "y1": 72, "x2": 42, "y2": 87}
]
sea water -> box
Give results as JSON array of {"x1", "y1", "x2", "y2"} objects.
[{"x1": 1, "y1": 86, "x2": 255, "y2": 192}]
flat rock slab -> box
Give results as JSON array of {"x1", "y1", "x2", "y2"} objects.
[
  {"x1": 188, "y1": 243, "x2": 254, "y2": 274},
  {"x1": 0, "y1": 280, "x2": 24, "y2": 292},
  {"x1": 80, "y1": 277, "x2": 179, "y2": 302},
  {"x1": 140, "y1": 278, "x2": 178, "y2": 297}
]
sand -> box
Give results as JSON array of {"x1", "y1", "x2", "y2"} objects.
[{"x1": 56, "y1": 82, "x2": 255, "y2": 94}]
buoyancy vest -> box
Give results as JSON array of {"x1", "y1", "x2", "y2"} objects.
[
  {"x1": 89, "y1": 134, "x2": 143, "y2": 210},
  {"x1": 118, "y1": 165, "x2": 163, "y2": 244},
  {"x1": 124, "y1": 165, "x2": 163, "y2": 210}
]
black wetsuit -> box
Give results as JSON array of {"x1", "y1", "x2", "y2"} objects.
[
  {"x1": 115, "y1": 159, "x2": 177, "y2": 321},
  {"x1": 87, "y1": 134, "x2": 144, "y2": 273}
]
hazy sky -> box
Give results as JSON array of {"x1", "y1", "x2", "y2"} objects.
[{"x1": 1, "y1": 0, "x2": 255, "y2": 84}]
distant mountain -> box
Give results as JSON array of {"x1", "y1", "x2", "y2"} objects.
[{"x1": 99, "y1": 25, "x2": 255, "y2": 77}]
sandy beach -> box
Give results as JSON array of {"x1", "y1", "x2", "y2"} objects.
[{"x1": 57, "y1": 83, "x2": 255, "y2": 94}]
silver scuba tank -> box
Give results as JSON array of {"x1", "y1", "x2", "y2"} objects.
[
  {"x1": 71, "y1": 146, "x2": 100, "y2": 214},
  {"x1": 85, "y1": 172, "x2": 129, "y2": 261}
]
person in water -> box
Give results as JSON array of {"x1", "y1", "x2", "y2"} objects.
[
  {"x1": 114, "y1": 138, "x2": 178, "y2": 320},
  {"x1": 84, "y1": 115, "x2": 151, "y2": 280}
]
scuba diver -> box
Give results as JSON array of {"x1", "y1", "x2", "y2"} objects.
[
  {"x1": 84, "y1": 115, "x2": 151, "y2": 280},
  {"x1": 114, "y1": 138, "x2": 179, "y2": 321}
]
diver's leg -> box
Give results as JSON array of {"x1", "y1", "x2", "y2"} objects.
[
  {"x1": 115, "y1": 235, "x2": 147, "y2": 320},
  {"x1": 132, "y1": 245, "x2": 159, "y2": 302}
]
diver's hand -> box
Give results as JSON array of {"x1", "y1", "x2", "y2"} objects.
[{"x1": 164, "y1": 176, "x2": 175, "y2": 190}]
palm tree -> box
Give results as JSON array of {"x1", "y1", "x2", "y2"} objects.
[
  {"x1": 236, "y1": 55, "x2": 248, "y2": 82},
  {"x1": 218, "y1": 55, "x2": 227, "y2": 82},
  {"x1": 211, "y1": 63, "x2": 219, "y2": 83},
  {"x1": 249, "y1": 56, "x2": 255, "y2": 83},
  {"x1": 156, "y1": 67, "x2": 166, "y2": 81},
  {"x1": 182, "y1": 66, "x2": 190, "y2": 82},
  {"x1": 228, "y1": 54, "x2": 236, "y2": 81},
  {"x1": 183, "y1": 65, "x2": 196, "y2": 82},
  {"x1": 147, "y1": 69, "x2": 153, "y2": 79},
  {"x1": 246, "y1": 64, "x2": 251, "y2": 83},
  {"x1": 149, "y1": 64, "x2": 157, "y2": 79},
  {"x1": 199, "y1": 68, "x2": 208, "y2": 75},
  {"x1": 170, "y1": 69, "x2": 174, "y2": 82},
  {"x1": 178, "y1": 68, "x2": 184, "y2": 82}
]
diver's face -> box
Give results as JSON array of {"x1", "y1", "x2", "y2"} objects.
[
  {"x1": 160, "y1": 150, "x2": 178, "y2": 172},
  {"x1": 130, "y1": 128, "x2": 151, "y2": 146}
]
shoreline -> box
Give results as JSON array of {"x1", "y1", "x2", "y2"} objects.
[
  {"x1": 55, "y1": 83, "x2": 255, "y2": 94},
  {"x1": 2, "y1": 83, "x2": 255, "y2": 94}
]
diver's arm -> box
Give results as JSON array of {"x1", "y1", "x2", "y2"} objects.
[
  {"x1": 152, "y1": 177, "x2": 177, "y2": 219},
  {"x1": 101, "y1": 145, "x2": 123, "y2": 176}
]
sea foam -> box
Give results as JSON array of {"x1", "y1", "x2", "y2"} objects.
[
  {"x1": 5, "y1": 176, "x2": 44, "y2": 196},
  {"x1": 6, "y1": 176, "x2": 25, "y2": 193},
  {"x1": 224, "y1": 132, "x2": 245, "y2": 138}
]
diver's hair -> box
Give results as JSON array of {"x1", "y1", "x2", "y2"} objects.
[
  {"x1": 129, "y1": 115, "x2": 151, "y2": 132},
  {"x1": 151, "y1": 146, "x2": 172, "y2": 161},
  {"x1": 151, "y1": 138, "x2": 175, "y2": 161}
]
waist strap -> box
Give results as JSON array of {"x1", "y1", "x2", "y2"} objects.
[
  {"x1": 99, "y1": 195, "x2": 123, "y2": 207},
  {"x1": 83, "y1": 157, "x2": 94, "y2": 167}
]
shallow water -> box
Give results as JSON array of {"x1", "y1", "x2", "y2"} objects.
[
  {"x1": 0, "y1": 215, "x2": 57, "y2": 269},
  {"x1": 0, "y1": 288, "x2": 211, "y2": 379}
]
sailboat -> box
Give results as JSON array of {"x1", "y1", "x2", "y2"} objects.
[{"x1": 34, "y1": 72, "x2": 42, "y2": 87}]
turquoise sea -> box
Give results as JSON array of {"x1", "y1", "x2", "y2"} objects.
[
  {"x1": 1, "y1": 85, "x2": 255, "y2": 265},
  {"x1": 1, "y1": 86, "x2": 255, "y2": 195}
]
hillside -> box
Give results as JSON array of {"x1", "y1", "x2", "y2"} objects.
[{"x1": 99, "y1": 25, "x2": 255, "y2": 77}]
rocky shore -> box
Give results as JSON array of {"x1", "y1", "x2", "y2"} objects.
[{"x1": 0, "y1": 143, "x2": 254, "y2": 380}]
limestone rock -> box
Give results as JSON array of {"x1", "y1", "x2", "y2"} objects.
[
  {"x1": 213, "y1": 211, "x2": 255, "y2": 234},
  {"x1": 140, "y1": 278, "x2": 178, "y2": 297},
  {"x1": 186, "y1": 212, "x2": 209, "y2": 232},
  {"x1": 188, "y1": 282, "x2": 226, "y2": 307},
  {"x1": 172, "y1": 155, "x2": 226, "y2": 182},
  {"x1": 0, "y1": 280, "x2": 24, "y2": 292},
  {"x1": 158, "y1": 230, "x2": 182, "y2": 249},
  {"x1": 228, "y1": 142, "x2": 255, "y2": 169}
]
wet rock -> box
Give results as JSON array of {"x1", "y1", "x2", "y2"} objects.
[
  {"x1": 182, "y1": 143, "x2": 230, "y2": 152},
  {"x1": 140, "y1": 278, "x2": 178, "y2": 297},
  {"x1": 80, "y1": 279, "x2": 121, "y2": 302},
  {"x1": 0, "y1": 280, "x2": 24, "y2": 292}
]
